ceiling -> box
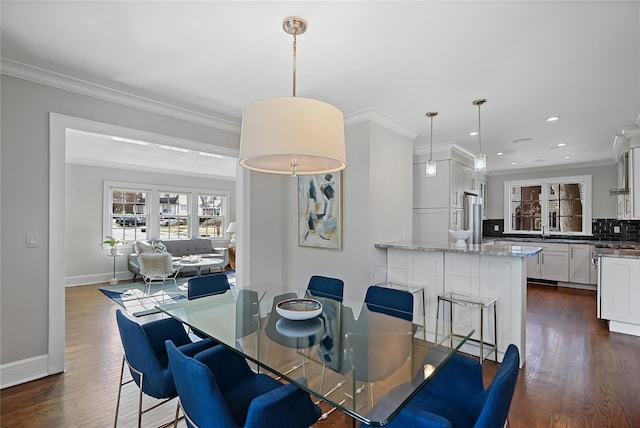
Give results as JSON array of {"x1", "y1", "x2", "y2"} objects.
[{"x1": 2, "y1": 1, "x2": 639, "y2": 174}]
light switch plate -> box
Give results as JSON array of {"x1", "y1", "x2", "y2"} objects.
[
  {"x1": 614, "y1": 225, "x2": 621, "y2": 234},
  {"x1": 494, "y1": 225, "x2": 499, "y2": 231},
  {"x1": 27, "y1": 232, "x2": 39, "y2": 248}
]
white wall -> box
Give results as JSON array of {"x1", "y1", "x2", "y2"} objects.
[
  {"x1": 281, "y1": 121, "x2": 414, "y2": 302},
  {"x1": 0, "y1": 74, "x2": 239, "y2": 378},
  {"x1": 65, "y1": 163, "x2": 236, "y2": 285},
  {"x1": 486, "y1": 163, "x2": 618, "y2": 220}
]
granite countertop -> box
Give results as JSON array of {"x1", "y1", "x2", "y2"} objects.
[
  {"x1": 375, "y1": 241, "x2": 542, "y2": 258},
  {"x1": 486, "y1": 237, "x2": 640, "y2": 250},
  {"x1": 594, "y1": 247, "x2": 640, "y2": 260}
]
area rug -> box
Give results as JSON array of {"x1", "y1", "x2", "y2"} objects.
[{"x1": 100, "y1": 271, "x2": 236, "y2": 317}]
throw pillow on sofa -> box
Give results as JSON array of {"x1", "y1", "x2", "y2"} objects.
[
  {"x1": 153, "y1": 241, "x2": 168, "y2": 253},
  {"x1": 134, "y1": 240, "x2": 154, "y2": 254}
]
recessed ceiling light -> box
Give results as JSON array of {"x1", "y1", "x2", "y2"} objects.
[
  {"x1": 159, "y1": 145, "x2": 189, "y2": 153},
  {"x1": 469, "y1": 131, "x2": 478, "y2": 136},
  {"x1": 497, "y1": 152, "x2": 504, "y2": 156},
  {"x1": 563, "y1": 155, "x2": 571, "y2": 159},
  {"x1": 546, "y1": 116, "x2": 560, "y2": 122},
  {"x1": 510, "y1": 162, "x2": 517, "y2": 165},
  {"x1": 556, "y1": 143, "x2": 567, "y2": 147}
]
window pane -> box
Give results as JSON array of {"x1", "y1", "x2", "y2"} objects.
[
  {"x1": 159, "y1": 193, "x2": 190, "y2": 240},
  {"x1": 510, "y1": 185, "x2": 541, "y2": 232},
  {"x1": 110, "y1": 190, "x2": 147, "y2": 242},
  {"x1": 548, "y1": 182, "x2": 583, "y2": 233},
  {"x1": 198, "y1": 194, "x2": 224, "y2": 238}
]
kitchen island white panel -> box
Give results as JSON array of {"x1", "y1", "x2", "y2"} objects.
[{"x1": 376, "y1": 241, "x2": 541, "y2": 367}]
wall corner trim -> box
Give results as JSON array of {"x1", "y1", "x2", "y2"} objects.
[{"x1": 345, "y1": 107, "x2": 420, "y2": 140}]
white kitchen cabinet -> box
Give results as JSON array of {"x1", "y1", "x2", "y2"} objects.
[
  {"x1": 450, "y1": 161, "x2": 464, "y2": 208},
  {"x1": 450, "y1": 209, "x2": 464, "y2": 232},
  {"x1": 569, "y1": 243, "x2": 592, "y2": 284},
  {"x1": 527, "y1": 253, "x2": 542, "y2": 279},
  {"x1": 523, "y1": 242, "x2": 569, "y2": 282},
  {"x1": 541, "y1": 249, "x2": 569, "y2": 282},
  {"x1": 590, "y1": 246, "x2": 598, "y2": 285},
  {"x1": 479, "y1": 179, "x2": 488, "y2": 219},
  {"x1": 463, "y1": 166, "x2": 477, "y2": 194},
  {"x1": 599, "y1": 256, "x2": 640, "y2": 336}
]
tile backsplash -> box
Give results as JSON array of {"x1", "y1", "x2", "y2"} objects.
[{"x1": 483, "y1": 218, "x2": 640, "y2": 242}]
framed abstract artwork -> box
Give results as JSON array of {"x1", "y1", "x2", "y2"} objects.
[{"x1": 298, "y1": 172, "x2": 342, "y2": 250}]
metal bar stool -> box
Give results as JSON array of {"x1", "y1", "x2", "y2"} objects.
[{"x1": 436, "y1": 291, "x2": 498, "y2": 363}]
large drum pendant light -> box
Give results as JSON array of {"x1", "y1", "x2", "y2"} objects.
[{"x1": 239, "y1": 17, "x2": 347, "y2": 176}]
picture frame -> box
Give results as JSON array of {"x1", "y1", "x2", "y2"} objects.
[{"x1": 298, "y1": 172, "x2": 342, "y2": 250}]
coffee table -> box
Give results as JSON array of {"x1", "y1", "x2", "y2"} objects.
[{"x1": 173, "y1": 257, "x2": 223, "y2": 277}]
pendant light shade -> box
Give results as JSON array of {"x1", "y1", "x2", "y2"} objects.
[
  {"x1": 240, "y1": 97, "x2": 346, "y2": 175},
  {"x1": 239, "y1": 17, "x2": 346, "y2": 176},
  {"x1": 473, "y1": 98, "x2": 487, "y2": 172},
  {"x1": 425, "y1": 112, "x2": 438, "y2": 177}
]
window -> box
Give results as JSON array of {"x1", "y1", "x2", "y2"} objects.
[
  {"x1": 159, "y1": 192, "x2": 190, "y2": 240},
  {"x1": 109, "y1": 189, "x2": 148, "y2": 243},
  {"x1": 104, "y1": 181, "x2": 229, "y2": 243},
  {"x1": 504, "y1": 175, "x2": 591, "y2": 236},
  {"x1": 198, "y1": 194, "x2": 224, "y2": 238}
]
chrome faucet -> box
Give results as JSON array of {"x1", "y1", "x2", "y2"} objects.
[{"x1": 540, "y1": 224, "x2": 546, "y2": 239}]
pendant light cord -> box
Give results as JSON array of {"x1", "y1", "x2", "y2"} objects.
[
  {"x1": 429, "y1": 115, "x2": 434, "y2": 160},
  {"x1": 477, "y1": 103, "x2": 482, "y2": 153},
  {"x1": 292, "y1": 29, "x2": 297, "y2": 97}
]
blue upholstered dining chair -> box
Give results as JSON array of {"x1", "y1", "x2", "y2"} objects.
[
  {"x1": 165, "y1": 340, "x2": 322, "y2": 428},
  {"x1": 381, "y1": 344, "x2": 520, "y2": 428},
  {"x1": 307, "y1": 275, "x2": 344, "y2": 302},
  {"x1": 187, "y1": 273, "x2": 230, "y2": 299},
  {"x1": 364, "y1": 285, "x2": 414, "y2": 321},
  {"x1": 114, "y1": 310, "x2": 216, "y2": 428}
]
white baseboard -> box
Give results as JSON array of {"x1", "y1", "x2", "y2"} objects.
[
  {"x1": 65, "y1": 270, "x2": 132, "y2": 287},
  {"x1": 609, "y1": 321, "x2": 640, "y2": 337},
  {"x1": 557, "y1": 281, "x2": 597, "y2": 291},
  {"x1": 1, "y1": 354, "x2": 51, "y2": 389}
]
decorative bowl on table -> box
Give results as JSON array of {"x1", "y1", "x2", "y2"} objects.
[
  {"x1": 180, "y1": 255, "x2": 202, "y2": 264},
  {"x1": 276, "y1": 298, "x2": 323, "y2": 321},
  {"x1": 449, "y1": 229, "x2": 472, "y2": 247}
]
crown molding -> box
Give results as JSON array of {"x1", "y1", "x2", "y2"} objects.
[
  {"x1": 0, "y1": 58, "x2": 241, "y2": 134},
  {"x1": 345, "y1": 107, "x2": 420, "y2": 140}
]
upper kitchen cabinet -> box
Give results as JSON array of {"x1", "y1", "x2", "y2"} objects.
[
  {"x1": 413, "y1": 160, "x2": 450, "y2": 209},
  {"x1": 450, "y1": 161, "x2": 464, "y2": 208}
]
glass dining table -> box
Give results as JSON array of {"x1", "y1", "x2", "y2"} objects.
[{"x1": 156, "y1": 282, "x2": 474, "y2": 426}]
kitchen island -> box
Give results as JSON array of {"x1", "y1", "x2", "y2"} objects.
[{"x1": 374, "y1": 241, "x2": 542, "y2": 367}]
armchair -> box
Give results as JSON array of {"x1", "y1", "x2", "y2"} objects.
[
  {"x1": 165, "y1": 341, "x2": 322, "y2": 428},
  {"x1": 114, "y1": 310, "x2": 216, "y2": 427},
  {"x1": 380, "y1": 344, "x2": 520, "y2": 428}
]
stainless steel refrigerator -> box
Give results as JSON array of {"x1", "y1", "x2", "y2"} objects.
[{"x1": 464, "y1": 193, "x2": 483, "y2": 244}]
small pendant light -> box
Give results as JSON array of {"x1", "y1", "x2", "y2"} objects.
[
  {"x1": 473, "y1": 99, "x2": 487, "y2": 172},
  {"x1": 425, "y1": 112, "x2": 438, "y2": 177}
]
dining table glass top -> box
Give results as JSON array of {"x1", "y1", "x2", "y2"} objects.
[{"x1": 156, "y1": 282, "x2": 474, "y2": 426}]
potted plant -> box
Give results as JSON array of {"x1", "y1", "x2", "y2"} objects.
[{"x1": 103, "y1": 236, "x2": 126, "y2": 255}]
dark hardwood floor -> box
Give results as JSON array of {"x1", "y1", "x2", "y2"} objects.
[{"x1": 1, "y1": 283, "x2": 639, "y2": 427}]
